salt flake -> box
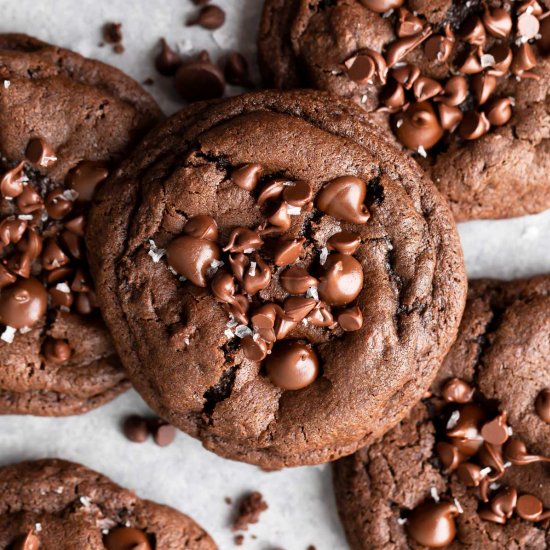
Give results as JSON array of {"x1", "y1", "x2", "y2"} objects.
[
  {"x1": 430, "y1": 487, "x2": 440, "y2": 502},
  {"x1": 1, "y1": 326, "x2": 16, "y2": 343},
  {"x1": 446, "y1": 410, "x2": 460, "y2": 430}
]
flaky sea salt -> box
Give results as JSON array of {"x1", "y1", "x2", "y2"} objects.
[
  {"x1": 206, "y1": 259, "x2": 224, "y2": 278},
  {"x1": 430, "y1": 487, "x2": 440, "y2": 502},
  {"x1": 235, "y1": 325, "x2": 253, "y2": 338},
  {"x1": 306, "y1": 286, "x2": 319, "y2": 300},
  {"x1": 224, "y1": 329, "x2": 234, "y2": 339},
  {"x1": 3, "y1": 80, "x2": 10, "y2": 89},
  {"x1": 446, "y1": 410, "x2": 460, "y2": 430},
  {"x1": 62, "y1": 189, "x2": 78, "y2": 201},
  {"x1": 319, "y1": 247, "x2": 329, "y2": 265},
  {"x1": 18, "y1": 214, "x2": 33, "y2": 220},
  {"x1": 19, "y1": 326, "x2": 32, "y2": 334},
  {"x1": 35, "y1": 523, "x2": 42, "y2": 532},
  {"x1": 454, "y1": 498, "x2": 464, "y2": 514},
  {"x1": 55, "y1": 282, "x2": 71, "y2": 293},
  {"x1": 417, "y1": 146, "x2": 428, "y2": 158},
  {"x1": 397, "y1": 517, "x2": 408, "y2": 525},
  {"x1": 80, "y1": 496, "x2": 91, "y2": 507},
  {"x1": 287, "y1": 205, "x2": 302, "y2": 216},
  {"x1": 1, "y1": 326, "x2": 16, "y2": 343},
  {"x1": 147, "y1": 239, "x2": 165, "y2": 263},
  {"x1": 248, "y1": 261, "x2": 257, "y2": 277},
  {"x1": 480, "y1": 54, "x2": 495, "y2": 68},
  {"x1": 480, "y1": 467, "x2": 492, "y2": 478}
]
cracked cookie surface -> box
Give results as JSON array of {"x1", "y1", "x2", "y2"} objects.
[
  {"x1": 0, "y1": 34, "x2": 163, "y2": 415},
  {"x1": 0, "y1": 458, "x2": 216, "y2": 549},
  {"x1": 258, "y1": 0, "x2": 550, "y2": 221},
  {"x1": 87, "y1": 90, "x2": 466, "y2": 468},
  {"x1": 333, "y1": 275, "x2": 550, "y2": 549}
]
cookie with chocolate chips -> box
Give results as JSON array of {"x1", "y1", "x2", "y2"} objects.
[
  {"x1": 333, "y1": 274, "x2": 550, "y2": 549},
  {"x1": 0, "y1": 459, "x2": 216, "y2": 549},
  {"x1": 87, "y1": 89, "x2": 466, "y2": 468},
  {"x1": 259, "y1": 0, "x2": 550, "y2": 221},
  {"x1": 0, "y1": 34, "x2": 163, "y2": 415}
]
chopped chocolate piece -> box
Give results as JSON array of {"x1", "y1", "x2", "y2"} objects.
[{"x1": 232, "y1": 492, "x2": 268, "y2": 531}]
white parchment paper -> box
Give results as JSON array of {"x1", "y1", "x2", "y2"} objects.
[{"x1": 0, "y1": 1, "x2": 549, "y2": 548}]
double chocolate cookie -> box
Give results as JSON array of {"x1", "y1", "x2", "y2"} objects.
[
  {"x1": 333, "y1": 275, "x2": 550, "y2": 549},
  {"x1": 0, "y1": 458, "x2": 216, "y2": 549},
  {"x1": 0, "y1": 34, "x2": 162, "y2": 415},
  {"x1": 87, "y1": 89, "x2": 466, "y2": 468},
  {"x1": 259, "y1": 1, "x2": 550, "y2": 221}
]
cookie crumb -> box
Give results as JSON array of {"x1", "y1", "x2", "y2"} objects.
[
  {"x1": 232, "y1": 491, "x2": 268, "y2": 531},
  {"x1": 234, "y1": 534, "x2": 244, "y2": 546},
  {"x1": 224, "y1": 496, "x2": 232, "y2": 505},
  {"x1": 103, "y1": 22, "x2": 124, "y2": 54}
]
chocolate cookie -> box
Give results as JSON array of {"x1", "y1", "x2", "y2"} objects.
[
  {"x1": 333, "y1": 275, "x2": 550, "y2": 549},
  {"x1": 0, "y1": 34, "x2": 162, "y2": 415},
  {"x1": 258, "y1": 1, "x2": 550, "y2": 221},
  {"x1": 0, "y1": 458, "x2": 216, "y2": 549},
  {"x1": 87, "y1": 89, "x2": 466, "y2": 468}
]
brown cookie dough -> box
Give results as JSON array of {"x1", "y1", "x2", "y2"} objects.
[
  {"x1": 258, "y1": 0, "x2": 550, "y2": 221},
  {"x1": 0, "y1": 34, "x2": 163, "y2": 415},
  {"x1": 87, "y1": 89, "x2": 466, "y2": 468},
  {"x1": 0, "y1": 458, "x2": 216, "y2": 549},
  {"x1": 333, "y1": 275, "x2": 550, "y2": 549}
]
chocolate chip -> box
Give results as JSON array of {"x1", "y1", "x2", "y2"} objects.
[
  {"x1": 25, "y1": 138, "x2": 57, "y2": 168},
  {"x1": 406, "y1": 501, "x2": 459, "y2": 548},
  {"x1": 104, "y1": 527, "x2": 151, "y2": 550},
  {"x1": 224, "y1": 52, "x2": 253, "y2": 87},
  {"x1": 151, "y1": 419, "x2": 177, "y2": 447},
  {"x1": 155, "y1": 38, "x2": 182, "y2": 76},
  {"x1": 0, "y1": 278, "x2": 47, "y2": 329},
  {"x1": 265, "y1": 341, "x2": 319, "y2": 391},
  {"x1": 123, "y1": 415, "x2": 150, "y2": 443},
  {"x1": 535, "y1": 388, "x2": 550, "y2": 423},
  {"x1": 174, "y1": 53, "x2": 225, "y2": 102},
  {"x1": 187, "y1": 5, "x2": 225, "y2": 30},
  {"x1": 43, "y1": 338, "x2": 72, "y2": 364}
]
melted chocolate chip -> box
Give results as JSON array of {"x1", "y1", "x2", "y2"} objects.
[
  {"x1": 232, "y1": 164, "x2": 262, "y2": 191},
  {"x1": 25, "y1": 138, "x2": 57, "y2": 168},
  {"x1": 280, "y1": 266, "x2": 318, "y2": 295},
  {"x1": 535, "y1": 388, "x2": 550, "y2": 423},
  {"x1": 274, "y1": 237, "x2": 305, "y2": 267},
  {"x1": 104, "y1": 527, "x2": 151, "y2": 550},
  {"x1": 43, "y1": 338, "x2": 72, "y2": 364},
  {"x1": 66, "y1": 161, "x2": 109, "y2": 202}
]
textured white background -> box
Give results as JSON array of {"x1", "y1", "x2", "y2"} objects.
[{"x1": 0, "y1": 1, "x2": 549, "y2": 549}]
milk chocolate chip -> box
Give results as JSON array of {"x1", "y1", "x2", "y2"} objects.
[
  {"x1": 104, "y1": 527, "x2": 151, "y2": 550},
  {"x1": 0, "y1": 278, "x2": 47, "y2": 329},
  {"x1": 406, "y1": 501, "x2": 458, "y2": 548},
  {"x1": 318, "y1": 254, "x2": 363, "y2": 306},
  {"x1": 25, "y1": 137, "x2": 57, "y2": 168},
  {"x1": 535, "y1": 388, "x2": 550, "y2": 423},
  {"x1": 316, "y1": 176, "x2": 370, "y2": 224},
  {"x1": 66, "y1": 161, "x2": 109, "y2": 201},
  {"x1": 265, "y1": 341, "x2": 319, "y2": 390},
  {"x1": 396, "y1": 101, "x2": 443, "y2": 150}
]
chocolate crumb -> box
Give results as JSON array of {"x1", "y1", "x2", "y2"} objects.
[
  {"x1": 143, "y1": 78, "x2": 154, "y2": 86},
  {"x1": 225, "y1": 496, "x2": 233, "y2": 505},
  {"x1": 232, "y1": 491, "x2": 268, "y2": 531},
  {"x1": 234, "y1": 534, "x2": 244, "y2": 546}
]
